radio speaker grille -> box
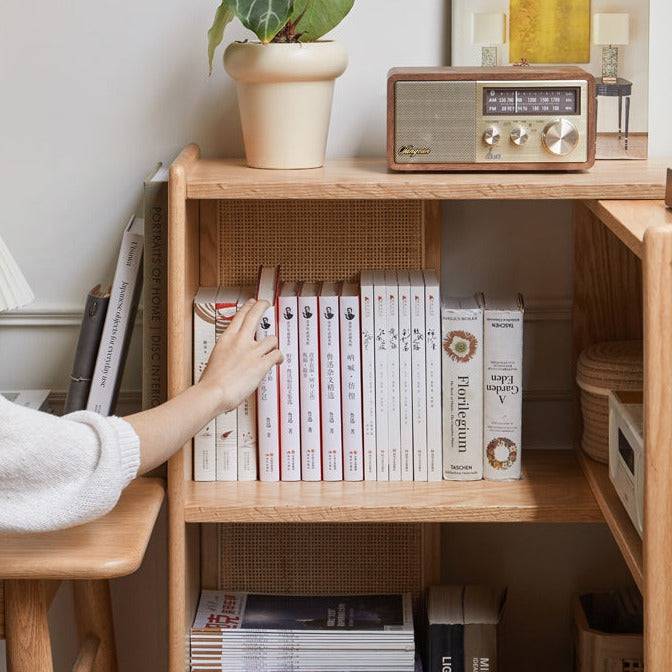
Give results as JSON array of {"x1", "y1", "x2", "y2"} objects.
[{"x1": 395, "y1": 81, "x2": 476, "y2": 163}]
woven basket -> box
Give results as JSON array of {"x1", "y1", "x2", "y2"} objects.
[{"x1": 576, "y1": 341, "x2": 643, "y2": 463}]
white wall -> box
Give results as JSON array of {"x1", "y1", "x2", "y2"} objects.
[{"x1": 1, "y1": 0, "x2": 670, "y2": 670}]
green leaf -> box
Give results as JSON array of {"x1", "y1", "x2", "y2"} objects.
[
  {"x1": 208, "y1": 0, "x2": 235, "y2": 74},
  {"x1": 232, "y1": 0, "x2": 293, "y2": 43},
  {"x1": 291, "y1": 0, "x2": 354, "y2": 42}
]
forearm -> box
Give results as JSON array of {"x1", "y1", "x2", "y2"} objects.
[{"x1": 124, "y1": 382, "x2": 222, "y2": 474}]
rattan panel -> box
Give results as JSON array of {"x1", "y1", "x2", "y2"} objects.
[
  {"x1": 217, "y1": 523, "x2": 424, "y2": 596},
  {"x1": 216, "y1": 200, "x2": 424, "y2": 286}
]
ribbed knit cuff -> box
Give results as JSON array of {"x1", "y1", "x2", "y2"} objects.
[{"x1": 108, "y1": 416, "x2": 141, "y2": 486}]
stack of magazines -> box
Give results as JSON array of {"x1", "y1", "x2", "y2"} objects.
[{"x1": 190, "y1": 591, "x2": 416, "y2": 671}]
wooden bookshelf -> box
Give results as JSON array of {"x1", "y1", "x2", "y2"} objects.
[{"x1": 168, "y1": 144, "x2": 672, "y2": 672}]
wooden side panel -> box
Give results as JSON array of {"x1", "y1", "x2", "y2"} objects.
[{"x1": 643, "y1": 226, "x2": 672, "y2": 671}]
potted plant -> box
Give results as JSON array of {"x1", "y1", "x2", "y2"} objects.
[{"x1": 208, "y1": 0, "x2": 353, "y2": 170}]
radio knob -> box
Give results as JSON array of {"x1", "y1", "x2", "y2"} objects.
[
  {"x1": 542, "y1": 119, "x2": 579, "y2": 156},
  {"x1": 510, "y1": 124, "x2": 529, "y2": 146},
  {"x1": 482, "y1": 125, "x2": 501, "y2": 146}
]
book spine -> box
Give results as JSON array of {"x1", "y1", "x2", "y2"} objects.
[
  {"x1": 340, "y1": 294, "x2": 364, "y2": 481},
  {"x1": 64, "y1": 290, "x2": 110, "y2": 413},
  {"x1": 374, "y1": 278, "x2": 389, "y2": 480},
  {"x1": 360, "y1": 276, "x2": 377, "y2": 480},
  {"x1": 425, "y1": 278, "x2": 443, "y2": 481},
  {"x1": 298, "y1": 293, "x2": 321, "y2": 481},
  {"x1": 215, "y1": 301, "x2": 238, "y2": 481},
  {"x1": 257, "y1": 303, "x2": 280, "y2": 482},
  {"x1": 279, "y1": 293, "x2": 301, "y2": 481},
  {"x1": 87, "y1": 223, "x2": 143, "y2": 416},
  {"x1": 193, "y1": 294, "x2": 217, "y2": 481},
  {"x1": 463, "y1": 623, "x2": 497, "y2": 672},
  {"x1": 442, "y1": 307, "x2": 484, "y2": 480},
  {"x1": 398, "y1": 279, "x2": 413, "y2": 481},
  {"x1": 429, "y1": 624, "x2": 465, "y2": 672},
  {"x1": 483, "y1": 306, "x2": 523, "y2": 481},
  {"x1": 142, "y1": 180, "x2": 168, "y2": 410},
  {"x1": 387, "y1": 278, "x2": 402, "y2": 481},
  {"x1": 237, "y1": 394, "x2": 257, "y2": 481},
  {"x1": 319, "y1": 293, "x2": 343, "y2": 481},
  {"x1": 411, "y1": 283, "x2": 428, "y2": 481}
]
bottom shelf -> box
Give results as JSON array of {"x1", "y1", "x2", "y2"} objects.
[
  {"x1": 577, "y1": 450, "x2": 643, "y2": 590},
  {"x1": 184, "y1": 450, "x2": 603, "y2": 524}
]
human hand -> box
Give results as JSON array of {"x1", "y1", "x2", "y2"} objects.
[{"x1": 199, "y1": 299, "x2": 283, "y2": 415}]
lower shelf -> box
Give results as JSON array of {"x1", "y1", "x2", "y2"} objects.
[
  {"x1": 184, "y1": 450, "x2": 602, "y2": 524},
  {"x1": 577, "y1": 450, "x2": 643, "y2": 590}
]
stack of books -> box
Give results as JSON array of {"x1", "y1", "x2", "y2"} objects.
[
  {"x1": 190, "y1": 591, "x2": 416, "y2": 672},
  {"x1": 192, "y1": 267, "x2": 443, "y2": 482}
]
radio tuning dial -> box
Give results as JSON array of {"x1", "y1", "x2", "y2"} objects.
[
  {"x1": 542, "y1": 119, "x2": 579, "y2": 156},
  {"x1": 483, "y1": 125, "x2": 501, "y2": 146},
  {"x1": 510, "y1": 124, "x2": 529, "y2": 146}
]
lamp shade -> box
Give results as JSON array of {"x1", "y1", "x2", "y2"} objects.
[
  {"x1": 593, "y1": 13, "x2": 630, "y2": 46},
  {"x1": 472, "y1": 13, "x2": 507, "y2": 46},
  {"x1": 0, "y1": 233, "x2": 34, "y2": 312}
]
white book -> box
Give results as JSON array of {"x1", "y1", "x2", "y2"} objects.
[
  {"x1": 340, "y1": 283, "x2": 364, "y2": 481},
  {"x1": 87, "y1": 216, "x2": 144, "y2": 416},
  {"x1": 424, "y1": 270, "x2": 443, "y2": 481},
  {"x1": 192, "y1": 286, "x2": 218, "y2": 481},
  {"x1": 278, "y1": 282, "x2": 301, "y2": 481},
  {"x1": 298, "y1": 283, "x2": 322, "y2": 481},
  {"x1": 483, "y1": 295, "x2": 524, "y2": 481},
  {"x1": 236, "y1": 286, "x2": 258, "y2": 481},
  {"x1": 359, "y1": 271, "x2": 377, "y2": 481},
  {"x1": 215, "y1": 286, "x2": 240, "y2": 481},
  {"x1": 256, "y1": 266, "x2": 281, "y2": 482},
  {"x1": 319, "y1": 282, "x2": 343, "y2": 481},
  {"x1": 373, "y1": 271, "x2": 389, "y2": 481},
  {"x1": 442, "y1": 297, "x2": 484, "y2": 481},
  {"x1": 397, "y1": 272, "x2": 413, "y2": 481},
  {"x1": 409, "y1": 271, "x2": 428, "y2": 481},
  {"x1": 385, "y1": 271, "x2": 402, "y2": 481},
  {"x1": 1, "y1": 389, "x2": 51, "y2": 411}
]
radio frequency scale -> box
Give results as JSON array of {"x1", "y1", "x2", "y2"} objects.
[{"x1": 388, "y1": 66, "x2": 596, "y2": 171}]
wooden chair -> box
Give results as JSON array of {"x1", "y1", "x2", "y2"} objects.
[{"x1": 0, "y1": 478, "x2": 164, "y2": 672}]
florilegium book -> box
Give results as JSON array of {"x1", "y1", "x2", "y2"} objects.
[
  {"x1": 409, "y1": 271, "x2": 427, "y2": 481},
  {"x1": 215, "y1": 286, "x2": 240, "y2": 481},
  {"x1": 279, "y1": 282, "x2": 301, "y2": 481},
  {"x1": 193, "y1": 287, "x2": 218, "y2": 481},
  {"x1": 386, "y1": 270, "x2": 402, "y2": 481},
  {"x1": 423, "y1": 270, "x2": 443, "y2": 481},
  {"x1": 87, "y1": 216, "x2": 144, "y2": 416},
  {"x1": 360, "y1": 271, "x2": 377, "y2": 480},
  {"x1": 397, "y1": 272, "x2": 413, "y2": 481},
  {"x1": 298, "y1": 282, "x2": 321, "y2": 481},
  {"x1": 319, "y1": 282, "x2": 343, "y2": 481},
  {"x1": 237, "y1": 286, "x2": 258, "y2": 481},
  {"x1": 340, "y1": 282, "x2": 364, "y2": 481},
  {"x1": 256, "y1": 266, "x2": 281, "y2": 482},
  {"x1": 483, "y1": 295, "x2": 524, "y2": 482},
  {"x1": 442, "y1": 297, "x2": 483, "y2": 481},
  {"x1": 373, "y1": 271, "x2": 389, "y2": 481}
]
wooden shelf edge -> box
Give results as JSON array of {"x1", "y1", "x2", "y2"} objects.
[
  {"x1": 183, "y1": 450, "x2": 603, "y2": 525},
  {"x1": 576, "y1": 450, "x2": 643, "y2": 591}
]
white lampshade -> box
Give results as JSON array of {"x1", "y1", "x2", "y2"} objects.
[
  {"x1": 472, "y1": 12, "x2": 507, "y2": 45},
  {"x1": 0, "y1": 233, "x2": 34, "y2": 312},
  {"x1": 593, "y1": 13, "x2": 630, "y2": 46}
]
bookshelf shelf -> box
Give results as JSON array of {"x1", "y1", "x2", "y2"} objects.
[
  {"x1": 577, "y1": 451, "x2": 643, "y2": 590},
  {"x1": 184, "y1": 154, "x2": 668, "y2": 201},
  {"x1": 184, "y1": 450, "x2": 601, "y2": 524}
]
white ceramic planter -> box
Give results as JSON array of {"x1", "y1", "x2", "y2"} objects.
[{"x1": 224, "y1": 42, "x2": 348, "y2": 170}]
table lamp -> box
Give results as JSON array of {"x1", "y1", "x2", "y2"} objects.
[
  {"x1": 472, "y1": 13, "x2": 507, "y2": 67},
  {"x1": 0, "y1": 233, "x2": 34, "y2": 312},
  {"x1": 593, "y1": 13, "x2": 630, "y2": 83}
]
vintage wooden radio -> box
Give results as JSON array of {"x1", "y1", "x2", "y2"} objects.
[{"x1": 387, "y1": 66, "x2": 596, "y2": 171}]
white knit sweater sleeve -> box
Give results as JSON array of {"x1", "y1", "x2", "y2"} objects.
[{"x1": 0, "y1": 395, "x2": 140, "y2": 533}]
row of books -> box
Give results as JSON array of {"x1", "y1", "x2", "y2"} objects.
[
  {"x1": 190, "y1": 586, "x2": 505, "y2": 672},
  {"x1": 192, "y1": 267, "x2": 444, "y2": 482}
]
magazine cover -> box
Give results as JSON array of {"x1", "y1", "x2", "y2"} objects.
[{"x1": 451, "y1": 0, "x2": 649, "y2": 159}]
